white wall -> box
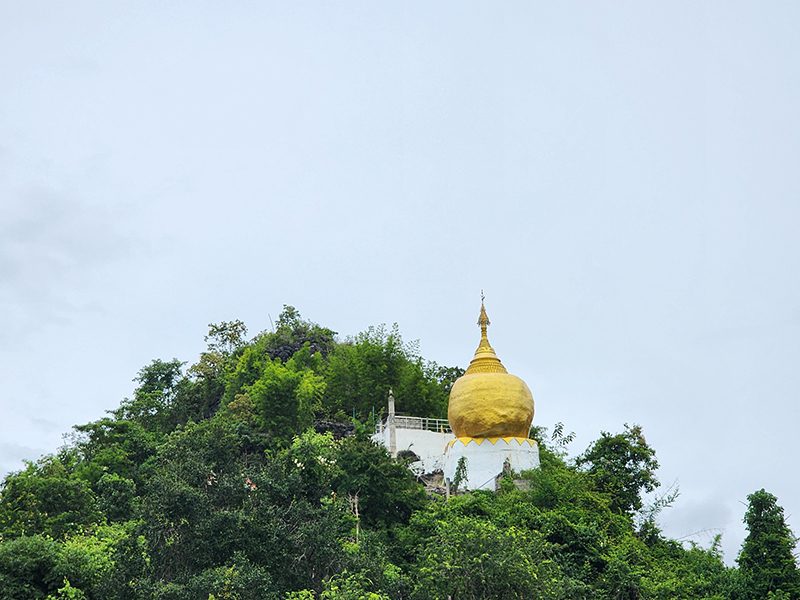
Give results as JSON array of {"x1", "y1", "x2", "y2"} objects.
[
  {"x1": 443, "y1": 440, "x2": 540, "y2": 491},
  {"x1": 372, "y1": 428, "x2": 453, "y2": 476}
]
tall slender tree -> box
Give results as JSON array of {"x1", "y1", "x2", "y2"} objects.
[{"x1": 737, "y1": 488, "x2": 800, "y2": 599}]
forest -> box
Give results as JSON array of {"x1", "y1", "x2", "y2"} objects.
[{"x1": 0, "y1": 306, "x2": 797, "y2": 599}]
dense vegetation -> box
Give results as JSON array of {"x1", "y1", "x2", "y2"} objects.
[{"x1": 0, "y1": 307, "x2": 797, "y2": 599}]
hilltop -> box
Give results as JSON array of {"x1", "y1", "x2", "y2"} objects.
[{"x1": 0, "y1": 307, "x2": 796, "y2": 599}]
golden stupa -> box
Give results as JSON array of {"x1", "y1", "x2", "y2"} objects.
[{"x1": 448, "y1": 299, "x2": 534, "y2": 439}]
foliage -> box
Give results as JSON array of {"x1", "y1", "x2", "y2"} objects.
[
  {"x1": 319, "y1": 570, "x2": 391, "y2": 599},
  {"x1": 412, "y1": 515, "x2": 564, "y2": 599},
  {"x1": 333, "y1": 432, "x2": 426, "y2": 531},
  {"x1": 0, "y1": 534, "x2": 61, "y2": 599},
  {"x1": 0, "y1": 456, "x2": 101, "y2": 539},
  {"x1": 70, "y1": 418, "x2": 158, "y2": 487},
  {"x1": 323, "y1": 325, "x2": 452, "y2": 421},
  {"x1": 0, "y1": 307, "x2": 776, "y2": 599},
  {"x1": 736, "y1": 488, "x2": 800, "y2": 599},
  {"x1": 261, "y1": 305, "x2": 337, "y2": 362},
  {"x1": 114, "y1": 359, "x2": 190, "y2": 436},
  {"x1": 575, "y1": 423, "x2": 660, "y2": 515},
  {"x1": 450, "y1": 456, "x2": 468, "y2": 493}
]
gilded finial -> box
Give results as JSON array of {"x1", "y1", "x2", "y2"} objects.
[
  {"x1": 478, "y1": 291, "x2": 490, "y2": 334},
  {"x1": 466, "y1": 292, "x2": 507, "y2": 374}
]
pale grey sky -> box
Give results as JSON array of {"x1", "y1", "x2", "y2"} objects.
[{"x1": 2, "y1": 1, "x2": 799, "y2": 563}]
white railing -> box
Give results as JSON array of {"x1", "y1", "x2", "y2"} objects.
[{"x1": 376, "y1": 414, "x2": 452, "y2": 434}]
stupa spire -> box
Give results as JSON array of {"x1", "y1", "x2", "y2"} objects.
[
  {"x1": 465, "y1": 293, "x2": 507, "y2": 375},
  {"x1": 478, "y1": 290, "x2": 490, "y2": 338}
]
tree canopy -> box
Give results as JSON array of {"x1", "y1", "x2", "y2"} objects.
[
  {"x1": 736, "y1": 488, "x2": 800, "y2": 599},
  {"x1": 0, "y1": 306, "x2": 793, "y2": 599}
]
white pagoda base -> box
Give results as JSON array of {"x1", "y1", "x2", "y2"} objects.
[{"x1": 443, "y1": 437, "x2": 540, "y2": 491}]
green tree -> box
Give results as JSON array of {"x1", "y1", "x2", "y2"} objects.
[
  {"x1": 222, "y1": 344, "x2": 326, "y2": 446},
  {"x1": 261, "y1": 305, "x2": 337, "y2": 362},
  {"x1": 737, "y1": 488, "x2": 800, "y2": 599},
  {"x1": 333, "y1": 433, "x2": 426, "y2": 531},
  {"x1": 0, "y1": 457, "x2": 101, "y2": 539},
  {"x1": 246, "y1": 359, "x2": 325, "y2": 445},
  {"x1": 639, "y1": 536, "x2": 734, "y2": 599},
  {"x1": 324, "y1": 325, "x2": 451, "y2": 420},
  {"x1": 575, "y1": 424, "x2": 659, "y2": 515},
  {"x1": 206, "y1": 320, "x2": 249, "y2": 356},
  {"x1": 54, "y1": 522, "x2": 137, "y2": 598},
  {"x1": 320, "y1": 570, "x2": 390, "y2": 599},
  {"x1": 71, "y1": 418, "x2": 157, "y2": 487},
  {"x1": 114, "y1": 359, "x2": 189, "y2": 435},
  {"x1": 188, "y1": 320, "x2": 249, "y2": 412},
  {"x1": 95, "y1": 474, "x2": 137, "y2": 521},
  {"x1": 140, "y1": 416, "x2": 353, "y2": 592},
  {"x1": 223, "y1": 344, "x2": 270, "y2": 405},
  {"x1": 0, "y1": 535, "x2": 61, "y2": 599},
  {"x1": 185, "y1": 553, "x2": 279, "y2": 600},
  {"x1": 411, "y1": 515, "x2": 566, "y2": 599}
]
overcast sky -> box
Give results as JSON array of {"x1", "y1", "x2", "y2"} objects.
[{"x1": 2, "y1": 1, "x2": 799, "y2": 563}]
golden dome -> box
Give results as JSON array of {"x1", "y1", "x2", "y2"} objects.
[{"x1": 447, "y1": 300, "x2": 534, "y2": 438}]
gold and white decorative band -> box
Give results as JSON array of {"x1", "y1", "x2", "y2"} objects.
[{"x1": 446, "y1": 437, "x2": 538, "y2": 449}]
